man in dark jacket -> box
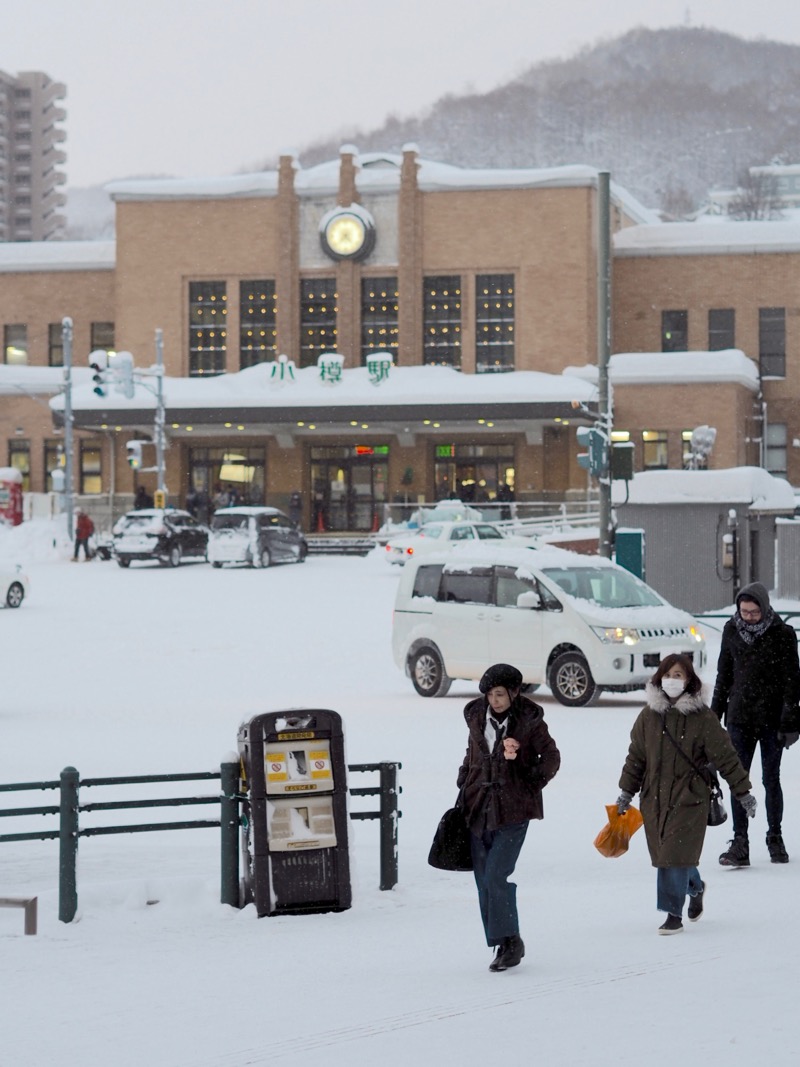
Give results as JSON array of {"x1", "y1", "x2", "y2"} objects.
[
  {"x1": 712, "y1": 581, "x2": 800, "y2": 866},
  {"x1": 457, "y1": 663, "x2": 560, "y2": 972}
]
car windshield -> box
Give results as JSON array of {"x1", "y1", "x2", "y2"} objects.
[
  {"x1": 212, "y1": 515, "x2": 249, "y2": 531},
  {"x1": 116, "y1": 513, "x2": 162, "y2": 533},
  {"x1": 541, "y1": 566, "x2": 664, "y2": 608},
  {"x1": 419, "y1": 525, "x2": 443, "y2": 539}
]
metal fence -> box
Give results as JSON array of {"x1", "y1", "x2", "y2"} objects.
[{"x1": 0, "y1": 760, "x2": 401, "y2": 923}]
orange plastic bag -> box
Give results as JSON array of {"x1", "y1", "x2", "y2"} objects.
[{"x1": 593, "y1": 803, "x2": 644, "y2": 858}]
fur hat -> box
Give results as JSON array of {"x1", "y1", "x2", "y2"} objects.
[{"x1": 479, "y1": 663, "x2": 523, "y2": 694}]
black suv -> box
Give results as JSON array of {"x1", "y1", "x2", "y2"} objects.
[{"x1": 112, "y1": 508, "x2": 210, "y2": 568}]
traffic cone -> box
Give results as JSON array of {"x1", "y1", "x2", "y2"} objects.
[
  {"x1": 371, "y1": 511, "x2": 380, "y2": 533},
  {"x1": 316, "y1": 509, "x2": 325, "y2": 533}
]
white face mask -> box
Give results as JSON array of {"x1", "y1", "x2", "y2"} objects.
[{"x1": 661, "y1": 677, "x2": 686, "y2": 699}]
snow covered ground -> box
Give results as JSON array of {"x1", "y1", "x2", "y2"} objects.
[{"x1": 1, "y1": 523, "x2": 799, "y2": 1066}]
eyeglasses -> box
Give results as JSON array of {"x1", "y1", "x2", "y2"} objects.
[{"x1": 740, "y1": 609, "x2": 762, "y2": 620}]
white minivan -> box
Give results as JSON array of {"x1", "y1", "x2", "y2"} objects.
[{"x1": 391, "y1": 543, "x2": 705, "y2": 706}]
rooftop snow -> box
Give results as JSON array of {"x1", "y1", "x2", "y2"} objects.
[
  {"x1": 612, "y1": 467, "x2": 796, "y2": 511},
  {"x1": 614, "y1": 220, "x2": 800, "y2": 256},
  {"x1": 0, "y1": 241, "x2": 115, "y2": 273},
  {"x1": 565, "y1": 350, "x2": 759, "y2": 390},
  {"x1": 49, "y1": 362, "x2": 597, "y2": 413},
  {"x1": 0, "y1": 364, "x2": 91, "y2": 395}
]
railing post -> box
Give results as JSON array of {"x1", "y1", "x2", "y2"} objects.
[
  {"x1": 378, "y1": 761, "x2": 399, "y2": 891},
  {"x1": 220, "y1": 758, "x2": 240, "y2": 908},
  {"x1": 59, "y1": 766, "x2": 79, "y2": 923}
]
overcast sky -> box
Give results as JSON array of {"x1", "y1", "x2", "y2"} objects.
[{"x1": 2, "y1": 0, "x2": 800, "y2": 188}]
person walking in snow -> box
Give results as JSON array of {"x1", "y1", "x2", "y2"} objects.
[
  {"x1": 616, "y1": 653, "x2": 755, "y2": 935},
  {"x1": 456, "y1": 663, "x2": 560, "y2": 972},
  {"x1": 73, "y1": 510, "x2": 95, "y2": 561},
  {"x1": 711, "y1": 581, "x2": 800, "y2": 866}
]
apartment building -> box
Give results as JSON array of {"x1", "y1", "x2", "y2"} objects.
[{"x1": 0, "y1": 70, "x2": 67, "y2": 242}]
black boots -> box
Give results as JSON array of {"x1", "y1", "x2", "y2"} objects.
[
  {"x1": 766, "y1": 833, "x2": 789, "y2": 863},
  {"x1": 719, "y1": 835, "x2": 750, "y2": 867},
  {"x1": 687, "y1": 881, "x2": 705, "y2": 921},
  {"x1": 658, "y1": 914, "x2": 683, "y2": 935},
  {"x1": 489, "y1": 934, "x2": 525, "y2": 971}
]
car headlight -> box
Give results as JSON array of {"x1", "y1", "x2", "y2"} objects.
[
  {"x1": 591, "y1": 626, "x2": 640, "y2": 645},
  {"x1": 689, "y1": 625, "x2": 704, "y2": 643}
]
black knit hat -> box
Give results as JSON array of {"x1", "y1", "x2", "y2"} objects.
[{"x1": 479, "y1": 663, "x2": 523, "y2": 694}]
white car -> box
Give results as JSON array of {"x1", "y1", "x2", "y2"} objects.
[
  {"x1": 0, "y1": 564, "x2": 28, "y2": 608},
  {"x1": 384, "y1": 520, "x2": 532, "y2": 565}
]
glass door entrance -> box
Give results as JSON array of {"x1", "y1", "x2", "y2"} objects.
[{"x1": 310, "y1": 445, "x2": 389, "y2": 532}]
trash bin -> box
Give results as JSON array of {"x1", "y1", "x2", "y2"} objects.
[{"x1": 238, "y1": 708, "x2": 351, "y2": 917}]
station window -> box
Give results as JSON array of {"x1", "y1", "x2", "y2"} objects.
[
  {"x1": 80, "y1": 442, "x2": 103, "y2": 495},
  {"x1": 44, "y1": 439, "x2": 64, "y2": 492},
  {"x1": 8, "y1": 438, "x2": 30, "y2": 490},
  {"x1": 423, "y1": 275, "x2": 461, "y2": 368},
  {"x1": 360, "y1": 276, "x2": 398, "y2": 364},
  {"x1": 661, "y1": 310, "x2": 687, "y2": 352},
  {"x1": 91, "y1": 322, "x2": 115, "y2": 354},
  {"x1": 708, "y1": 308, "x2": 735, "y2": 351},
  {"x1": 300, "y1": 278, "x2": 337, "y2": 367},
  {"x1": 642, "y1": 430, "x2": 668, "y2": 469},
  {"x1": 4, "y1": 323, "x2": 27, "y2": 365},
  {"x1": 48, "y1": 323, "x2": 64, "y2": 366},
  {"x1": 189, "y1": 282, "x2": 227, "y2": 376},
  {"x1": 476, "y1": 274, "x2": 514, "y2": 373},
  {"x1": 759, "y1": 307, "x2": 786, "y2": 378},
  {"x1": 765, "y1": 423, "x2": 787, "y2": 476},
  {"x1": 240, "y1": 280, "x2": 277, "y2": 368}
]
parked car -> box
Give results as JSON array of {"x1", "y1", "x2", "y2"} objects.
[
  {"x1": 207, "y1": 507, "x2": 308, "y2": 568},
  {"x1": 0, "y1": 564, "x2": 28, "y2": 607},
  {"x1": 112, "y1": 509, "x2": 209, "y2": 567},
  {"x1": 392, "y1": 543, "x2": 706, "y2": 705},
  {"x1": 384, "y1": 520, "x2": 532, "y2": 565}
]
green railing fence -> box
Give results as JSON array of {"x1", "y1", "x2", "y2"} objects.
[{"x1": 0, "y1": 760, "x2": 401, "y2": 922}]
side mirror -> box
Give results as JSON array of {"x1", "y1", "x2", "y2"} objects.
[{"x1": 517, "y1": 590, "x2": 541, "y2": 610}]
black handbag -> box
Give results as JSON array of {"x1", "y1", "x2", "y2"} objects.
[
  {"x1": 428, "y1": 799, "x2": 474, "y2": 871},
  {"x1": 662, "y1": 721, "x2": 728, "y2": 827}
]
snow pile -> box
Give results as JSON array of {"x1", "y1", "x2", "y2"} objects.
[
  {"x1": 0, "y1": 515, "x2": 71, "y2": 564},
  {"x1": 612, "y1": 467, "x2": 796, "y2": 511}
]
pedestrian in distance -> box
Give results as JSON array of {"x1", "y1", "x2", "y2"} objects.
[
  {"x1": 456, "y1": 663, "x2": 560, "y2": 972},
  {"x1": 134, "y1": 485, "x2": 154, "y2": 510},
  {"x1": 617, "y1": 653, "x2": 755, "y2": 935},
  {"x1": 711, "y1": 581, "x2": 800, "y2": 867},
  {"x1": 73, "y1": 510, "x2": 95, "y2": 561}
]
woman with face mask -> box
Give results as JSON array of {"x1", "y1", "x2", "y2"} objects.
[{"x1": 615, "y1": 653, "x2": 755, "y2": 935}]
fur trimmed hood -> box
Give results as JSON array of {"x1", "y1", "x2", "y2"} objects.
[{"x1": 645, "y1": 681, "x2": 706, "y2": 715}]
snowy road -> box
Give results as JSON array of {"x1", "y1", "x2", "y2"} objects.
[{"x1": 1, "y1": 546, "x2": 798, "y2": 1066}]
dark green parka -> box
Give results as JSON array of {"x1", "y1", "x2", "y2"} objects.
[
  {"x1": 457, "y1": 694, "x2": 561, "y2": 834},
  {"x1": 619, "y1": 683, "x2": 751, "y2": 867}
]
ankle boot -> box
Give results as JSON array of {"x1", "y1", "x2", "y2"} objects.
[
  {"x1": 767, "y1": 833, "x2": 789, "y2": 863},
  {"x1": 492, "y1": 934, "x2": 525, "y2": 971}
]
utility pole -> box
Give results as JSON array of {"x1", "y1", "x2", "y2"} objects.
[
  {"x1": 597, "y1": 171, "x2": 613, "y2": 559},
  {"x1": 154, "y1": 329, "x2": 166, "y2": 498},
  {"x1": 61, "y1": 316, "x2": 74, "y2": 538}
]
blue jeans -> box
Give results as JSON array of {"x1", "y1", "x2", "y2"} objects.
[
  {"x1": 657, "y1": 866, "x2": 703, "y2": 916},
  {"x1": 726, "y1": 724, "x2": 784, "y2": 837},
  {"x1": 470, "y1": 821, "x2": 529, "y2": 946}
]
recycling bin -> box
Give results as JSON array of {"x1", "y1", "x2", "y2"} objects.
[{"x1": 238, "y1": 708, "x2": 351, "y2": 917}]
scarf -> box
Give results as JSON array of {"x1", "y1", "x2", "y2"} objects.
[{"x1": 734, "y1": 605, "x2": 774, "y2": 645}]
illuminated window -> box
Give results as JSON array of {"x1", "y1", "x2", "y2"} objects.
[
  {"x1": 189, "y1": 282, "x2": 227, "y2": 376},
  {"x1": 4, "y1": 323, "x2": 27, "y2": 365},
  {"x1": 476, "y1": 274, "x2": 514, "y2": 373},
  {"x1": 360, "y1": 276, "x2": 398, "y2": 364},
  {"x1": 423, "y1": 275, "x2": 461, "y2": 368},
  {"x1": 300, "y1": 278, "x2": 337, "y2": 368},
  {"x1": 8, "y1": 438, "x2": 30, "y2": 490},
  {"x1": 80, "y1": 442, "x2": 103, "y2": 495},
  {"x1": 642, "y1": 430, "x2": 668, "y2": 470},
  {"x1": 240, "y1": 280, "x2": 277, "y2": 368},
  {"x1": 766, "y1": 423, "x2": 787, "y2": 476},
  {"x1": 44, "y1": 439, "x2": 63, "y2": 492}
]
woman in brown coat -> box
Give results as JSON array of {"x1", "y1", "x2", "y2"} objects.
[
  {"x1": 617, "y1": 653, "x2": 755, "y2": 935},
  {"x1": 457, "y1": 663, "x2": 560, "y2": 971}
]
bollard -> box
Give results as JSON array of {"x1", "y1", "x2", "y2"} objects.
[
  {"x1": 219, "y1": 759, "x2": 240, "y2": 908},
  {"x1": 379, "y1": 761, "x2": 399, "y2": 891},
  {"x1": 58, "y1": 766, "x2": 79, "y2": 923}
]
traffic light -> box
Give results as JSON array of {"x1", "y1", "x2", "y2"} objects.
[
  {"x1": 576, "y1": 426, "x2": 608, "y2": 477},
  {"x1": 126, "y1": 441, "x2": 143, "y2": 469},
  {"x1": 89, "y1": 349, "x2": 109, "y2": 397},
  {"x1": 113, "y1": 351, "x2": 135, "y2": 399}
]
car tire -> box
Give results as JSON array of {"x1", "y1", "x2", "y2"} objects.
[
  {"x1": 117, "y1": 558, "x2": 131, "y2": 568},
  {"x1": 548, "y1": 651, "x2": 601, "y2": 707},
  {"x1": 409, "y1": 646, "x2": 452, "y2": 698},
  {"x1": 6, "y1": 582, "x2": 24, "y2": 608},
  {"x1": 212, "y1": 561, "x2": 223, "y2": 569},
  {"x1": 296, "y1": 543, "x2": 307, "y2": 563},
  {"x1": 168, "y1": 545, "x2": 182, "y2": 568},
  {"x1": 256, "y1": 547, "x2": 271, "y2": 569}
]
